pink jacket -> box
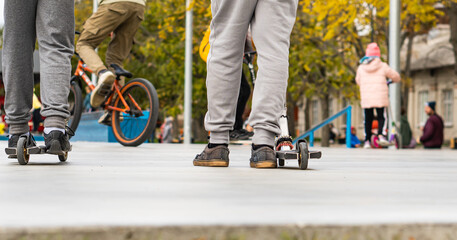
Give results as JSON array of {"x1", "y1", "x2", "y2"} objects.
[{"x1": 355, "y1": 58, "x2": 400, "y2": 109}]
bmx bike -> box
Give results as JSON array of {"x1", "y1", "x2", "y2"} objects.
[{"x1": 68, "y1": 54, "x2": 159, "y2": 147}]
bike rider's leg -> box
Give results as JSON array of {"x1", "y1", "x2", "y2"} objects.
[
  {"x1": 248, "y1": 0, "x2": 298, "y2": 148},
  {"x1": 3, "y1": 0, "x2": 37, "y2": 137},
  {"x1": 76, "y1": 3, "x2": 131, "y2": 75},
  {"x1": 36, "y1": 0, "x2": 74, "y2": 152},
  {"x1": 76, "y1": 2, "x2": 132, "y2": 107},
  {"x1": 105, "y1": 2, "x2": 145, "y2": 86},
  {"x1": 95, "y1": 3, "x2": 145, "y2": 124}
]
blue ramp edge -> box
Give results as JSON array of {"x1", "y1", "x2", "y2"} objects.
[
  {"x1": 70, "y1": 112, "x2": 117, "y2": 142},
  {"x1": 293, "y1": 106, "x2": 352, "y2": 148}
]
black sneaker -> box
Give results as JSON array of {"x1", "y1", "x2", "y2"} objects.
[
  {"x1": 250, "y1": 145, "x2": 277, "y2": 168},
  {"x1": 5, "y1": 133, "x2": 37, "y2": 158},
  {"x1": 193, "y1": 144, "x2": 230, "y2": 167},
  {"x1": 44, "y1": 129, "x2": 73, "y2": 155},
  {"x1": 230, "y1": 129, "x2": 254, "y2": 140}
]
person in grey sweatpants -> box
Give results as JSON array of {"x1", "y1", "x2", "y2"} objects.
[
  {"x1": 193, "y1": 0, "x2": 298, "y2": 168},
  {"x1": 3, "y1": 0, "x2": 75, "y2": 155}
]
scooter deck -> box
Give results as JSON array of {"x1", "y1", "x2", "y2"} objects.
[
  {"x1": 5, "y1": 146, "x2": 71, "y2": 155},
  {"x1": 276, "y1": 150, "x2": 322, "y2": 160},
  {"x1": 276, "y1": 150, "x2": 298, "y2": 160}
]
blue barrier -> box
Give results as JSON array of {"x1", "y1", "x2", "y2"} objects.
[
  {"x1": 70, "y1": 111, "x2": 151, "y2": 142},
  {"x1": 292, "y1": 106, "x2": 352, "y2": 148}
]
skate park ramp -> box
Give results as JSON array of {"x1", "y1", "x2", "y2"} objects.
[{"x1": 1, "y1": 142, "x2": 456, "y2": 239}]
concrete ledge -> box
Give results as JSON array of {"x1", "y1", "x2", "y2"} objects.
[{"x1": 1, "y1": 224, "x2": 457, "y2": 240}]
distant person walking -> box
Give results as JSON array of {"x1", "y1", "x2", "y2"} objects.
[
  {"x1": 418, "y1": 101, "x2": 444, "y2": 149},
  {"x1": 355, "y1": 43, "x2": 401, "y2": 149},
  {"x1": 160, "y1": 117, "x2": 174, "y2": 143}
]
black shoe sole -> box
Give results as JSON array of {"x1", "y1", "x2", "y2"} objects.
[{"x1": 46, "y1": 140, "x2": 71, "y2": 155}]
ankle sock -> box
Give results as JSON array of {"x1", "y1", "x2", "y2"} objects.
[
  {"x1": 252, "y1": 144, "x2": 274, "y2": 150},
  {"x1": 98, "y1": 69, "x2": 108, "y2": 76},
  {"x1": 9, "y1": 132, "x2": 29, "y2": 139},
  {"x1": 44, "y1": 127, "x2": 65, "y2": 135},
  {"x1": 208, "y1": 143, "x2": 228, "y2": 149}
]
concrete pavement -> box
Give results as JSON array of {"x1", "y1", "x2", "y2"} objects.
[{"x1": 0, "y1": 142, "x2": 456, "y2": 239}]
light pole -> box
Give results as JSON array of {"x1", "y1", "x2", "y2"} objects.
[
  {"x1": 183, "y1": 0, "x2": 193, "y2": 144},
  {"x1": 92, "y1": 0, "x2": 98, "y2": 85},
  {"x1": 389, "y1": 0, "x2": 401, "y2": 147}
]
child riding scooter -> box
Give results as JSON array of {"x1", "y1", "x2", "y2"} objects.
[{"x1": 355, "y1": 43, "x2": 401, "y2": 149}]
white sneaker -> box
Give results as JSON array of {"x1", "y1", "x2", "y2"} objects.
[
  {"x1": 378, "y1": 135, "x2": 389, "y2": 146},
  {"x1": 363, "y1": 140, "x2": 371, "y2": 149},
  {"x1": 90, "y1": 70, "x2": 116, "y2": 108}
]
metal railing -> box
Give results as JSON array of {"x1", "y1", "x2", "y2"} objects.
[{"x1": 293, "y1": 106, "x2": 352, "y2": 148}]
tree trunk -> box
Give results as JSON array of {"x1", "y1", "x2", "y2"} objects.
[
  {"x1": 402, "y1": 32, "x2": 414, "y2": 112},
  {"x1": 192, "y1": 114, "x2": 208, "y2": 143},
  {"x1": 304, "y1": 98, "x2": 311, "y2": 131},
  {"x1": 320, "y1": 93, "x2": 330, "y2": 147},
  {"x1": 449, "y1": 2, "x2": 457, "y2": 74}
]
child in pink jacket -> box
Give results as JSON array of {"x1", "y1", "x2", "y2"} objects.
[{"x1": 355, "y1": 43, "x2": 401, "y2": 148}]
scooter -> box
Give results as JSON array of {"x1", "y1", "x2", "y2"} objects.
[
  {"x1": 5, "y1": 134, "x2": 71, "y2": 165},
  {"x1": 275, "y1": 108, "x2": 322, "y2": 170},
  {"x1": 371, "y1": 81, "x2": 401, "y2": 149}
]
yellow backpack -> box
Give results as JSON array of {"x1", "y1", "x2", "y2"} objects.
[{"x1": 199, "y1": 26, "x2": 211, "y2": 63}]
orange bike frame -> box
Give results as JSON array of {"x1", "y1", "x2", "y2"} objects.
[{"x1": 74, "y1": 59, "x2": 143, "y2": 115}]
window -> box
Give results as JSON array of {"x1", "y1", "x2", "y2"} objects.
[
  {"x1": 418, "y1": 91, "x2": 428, "y2": 126},
  {"x1": 312, "y1": 100, "x2": 319, "y2": 125},
  {"x1": 443, "y1": 89, "x2": 453, "y2": 126}
]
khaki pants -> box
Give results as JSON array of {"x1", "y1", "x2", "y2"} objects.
[{"x1": 76, "y1": 2, "x2": 144, "y2": 75}]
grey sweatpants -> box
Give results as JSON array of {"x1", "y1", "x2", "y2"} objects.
[
  {"x1": 205, "y1": 0, "x2": 298, "y2": 146},
  {"x1": 2, "y1": 0, "x2": 74, "y2": 134}
]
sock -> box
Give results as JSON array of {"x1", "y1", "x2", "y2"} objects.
[
  {"x1": 208, "y1": 143, "x2": 228, "y2": 149},
  {"x1": 252, "y1": 144, "x2": 274, "y2": 151},
  {"x1": 44, "y1": 127, "x2": 65, "y2": 135},
  {"x1": 9, "y1": 132, "x2": 29, "y2": 139},
  {"x1": 98, "y1": 69, "x2": 108, "y2": 76}
]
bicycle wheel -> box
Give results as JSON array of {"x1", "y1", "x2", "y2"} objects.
[
  {"x1": 68, "y1": 80, "x2": 83, "y2": 133},
  {"x1": 111, "y1": 78, "x2": 159, "y2": 146}
]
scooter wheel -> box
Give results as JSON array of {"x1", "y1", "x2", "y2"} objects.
[
  {"x1": 16, "y1": 137, "x2": 29, "y2": 165},
  {"x1": 58, "y1": 152, "x2": 68, "y2": 162},
  {"x1": 371, "y1": 135, "x2": 380, "y2": 148},
  {"x1": 278, "y1": 159, "x2": 285, "y2": 167},
  {"x1": 393, "y1": 134, "x2": 400, "y2": 149},
  {"x1": 298, "y1": 142, "x2": 309, "y2": 170}
]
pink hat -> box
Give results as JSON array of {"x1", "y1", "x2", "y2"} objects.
[{"x1": 366, "y1": 43, "x2": 381, "y2": 57}]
